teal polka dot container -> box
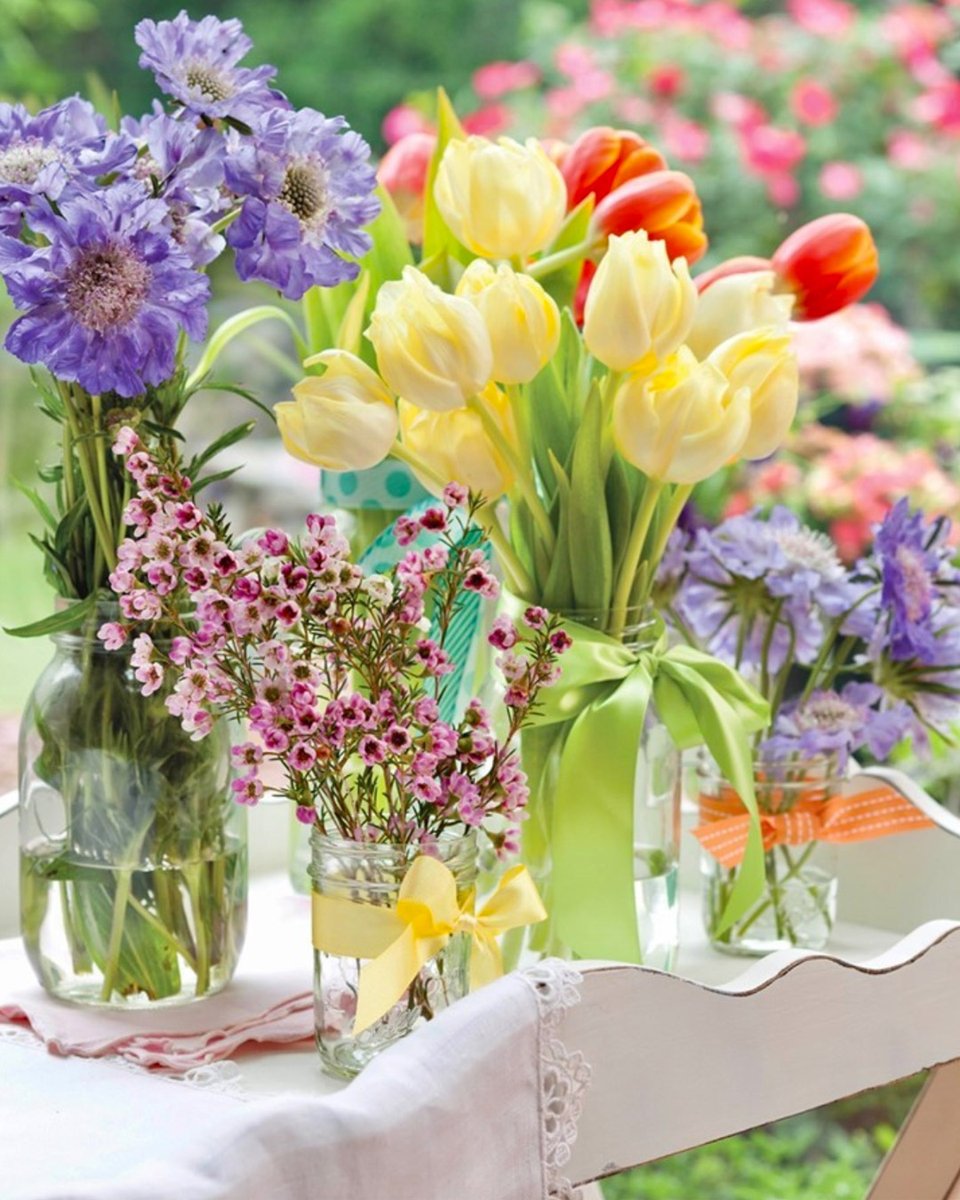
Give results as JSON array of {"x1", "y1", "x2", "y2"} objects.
[{"x1": 320, "y1": 462, "x2": 429, "y2": 512}]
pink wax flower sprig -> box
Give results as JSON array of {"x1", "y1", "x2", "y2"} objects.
[{"x1": 98, "y1": 429, "x2": 569, "y2": 856}]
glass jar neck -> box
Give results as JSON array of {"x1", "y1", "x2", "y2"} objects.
[{"x1": 555, "y1": 604, "x2": 660, "y2": 650}]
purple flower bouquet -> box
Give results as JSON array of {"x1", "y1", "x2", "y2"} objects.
[{"x1": 7, "y1": 13, "x2": 379, "y2": 1007}]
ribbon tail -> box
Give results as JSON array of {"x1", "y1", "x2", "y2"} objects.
[
  {"x1": 470, "y1": 930, "x2": 504, "y2": 990},
  {"x1": 553, "y1": 663, "x2": 655, "y2": 963},
  {"x1": 355, "y1": 925, "x2": 435, "y2": 1035}
]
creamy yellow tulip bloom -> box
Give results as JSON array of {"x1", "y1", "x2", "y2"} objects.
[
  {"x1": 276, "y1": 350, "x2": 398, "y2": 471},
  {"x1": 434, "y1": 136, "x2": 567, "y2": 260},
  {"x1": 455, "y1": 259, "x2": 560, "y2": 384},
  {"x1": 686, "y1": 270, "x2": 794, "y2": 359},
  {"x1": 583, "y1": 231, "x2": 696, "y2": 372},
  {"x1": 613, "y1": 346, "x2": 751, "y2": 484},
  {"x1": 366, "y1": 266, "x2": 493, "y2": 412},
  {"x1": 708, "y1": 327, "x2": 799, "y2": 460},
  {"x1": 398, "y1": 383, "x2": 516, "y2": 499}
]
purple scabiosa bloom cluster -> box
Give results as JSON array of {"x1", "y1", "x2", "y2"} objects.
[
  {"x1": 0, "y1": 97, "x2": 135, "y2": 233},
  {"x1": 100, "y1": 436, "x2": 568, "y2": 857},
  {"x1": 673, "y1": 507, "x2": 851, "y2": 674},
  {"x1": 120, "y1": 108, "x2": 228, "y2": 267},
  {"x1": 0, "y1": 183, "x2": 209, "y2": 397},
  {"x1": 762, "y1": 682, "x2": 911, "y2": 772},
  {"x1": 224, "y1": 106, "x2": 379, "y2": 299},
  {"x1": 134, "y1": 12, "x2": 283, "y2": 124}
]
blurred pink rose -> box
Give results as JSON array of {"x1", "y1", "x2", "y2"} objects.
[
  {"x1": 573, "y1": 68, "x2": 615, "y2": 102},
  {"x1": 887, "y1": 129, "x2": 935, "y2": 169},
  {"x1": 791, "y1": 79, "x2": 838, "y2": 127},
  {"x1": 613, "y1": 95, "x2": 654, "y2": 125},
  {"x1": 912, "y1": 81, "x2": 960, "y2": 135},
  {"x1": 742, "y1": 124, "x2": 807, "y2": 173},
  {"x1": 819, "y1": 161, "x2": 864, "y2": 200},
  {"x1": 546, "y1": 87, "x2": 587, "y2": 134},
  {"x1": 787, "y1": 0, "x2": 855, "y2": 36},
  {"x1": 712, "y1": 92, "x2": 767, "y2": 131},
  {"x1": 765, "y1": 172, "x2": 801, "y2": 207},
  {"x1": 381, "y1": 104, "x2": 433, "y2": 147},
  {"x1": 648, "y1": 64, "x2": 686, "y2": 99},
  {"x1": 792, "y1": 303, "x2": 920, "y2": 403},
  {"x1": 472, "y1": 60, "x2": 541, "y2": 101},
  {"x1": 462, "y1": 104, "x2": 513, "y2": 137},
  {"x1": 662, "y1": 116, "x2": 710, "y2": 164},
  {"x1": 555, "y1": 42, "x2": 597, "y2": 77},
  {"x1": 881, "y1": 4, "x2": 952, "y2": 61}
]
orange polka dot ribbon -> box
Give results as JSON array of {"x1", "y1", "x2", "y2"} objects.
[{"x1": 693, "y1": 774, "x2": 936, "y2": 869}]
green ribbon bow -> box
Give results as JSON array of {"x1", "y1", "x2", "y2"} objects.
[{"x1": 528, "y1": 619, "x2": 770, "y2": 963}]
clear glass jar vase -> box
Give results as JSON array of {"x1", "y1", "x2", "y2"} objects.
[
  {"x1": 699, "y1": 753, "x2": 840, "y2": 956},
  {"x1": 519, "y1": 607, "x2": 682, "y2": 969},
  {"x1": 311, "y1": 830, "x2": 476, "y2": 1079},
  {"x1": 18, "y1": 610, "x2": 247, "y2": 1006}
]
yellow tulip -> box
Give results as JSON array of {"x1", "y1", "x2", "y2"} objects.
[
  {"x1": 455, "y1": 259, "x2": 560, "y2": 384},
  {"x1": 583, "y1": 231, "x2": 696, "y2": 372},
  {"x1": 398, "y1": 383, "x2": 516, "y2": 499},
  {"x1": 708, "y1": 328, "x2": 799, "y2": 460},
  {"x1": 276, "y1": 350, "x2": 398, "y2": 471},
  {"x1": 434, "y1": 136, "x2": 567, "y2": 260},
  {"x1": 366, "y1": 266, "x2": 493, "y2": 412},
  {"x1": 686, "y1": 270, "x2": 794, "y2": 359},
  {"x1": 613, "y1": 346, "x2": 751, "y2": 484}
]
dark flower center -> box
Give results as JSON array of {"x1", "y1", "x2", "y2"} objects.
[
  {"x1": 279, "y1": 161, "x2": 329, "y2": 224},
  {"x1": 65, "y1": 243, "x2": 150, "y2": 333},
  {"x1": 0, "y1": 137, "x2": 60, "y2": 185},
  {"x1": 183, "y1": 62, "x2": 233, "y2": 103}
]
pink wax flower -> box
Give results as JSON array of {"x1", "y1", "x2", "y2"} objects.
[
  {"x1": 791, "y1": 80, "x2": 838, "y2": 127},
  {"x1": 472, "y1": 59, "x2": 541, "y2": 100},
  {"x1": 819, "y1": 161, "x2": 864, "y2": 200}
]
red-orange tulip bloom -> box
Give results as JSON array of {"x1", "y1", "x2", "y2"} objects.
[
  {"x1": 771, "y1": 213, "x2": 878, "y2": 320},
  {"x1": 694, "y1": 255, "x2": 773, "y2": 294},
  {"x1": 562, "y1": 126, "x2": 667, "y2": 210},
  {"x1": 591, "y1": 170, "x2": 708, "y2": 264}
]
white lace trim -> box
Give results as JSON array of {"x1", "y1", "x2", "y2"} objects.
[
  {"x1": 0, "y1": 1022, "x2": 244, "y2": 1094},
  {"x1": 522, "y1": 960, "x2": 593, "y2": 1200}
]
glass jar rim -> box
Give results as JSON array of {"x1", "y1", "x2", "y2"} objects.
[
  {"x1": 695, "y1": 747, "x2": 845, "y2": 786},
  {"x1": 310, "y1": 828, "x2": 477, "y2": 855}
]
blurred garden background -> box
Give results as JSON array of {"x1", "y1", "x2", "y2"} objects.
[{"x1": 2, "y1": 0, "x2": 959, "y2": 1194}]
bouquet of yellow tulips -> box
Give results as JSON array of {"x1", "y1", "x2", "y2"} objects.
[{"x1": 273, "y1": 94, "x2": 876, "y2": 963}]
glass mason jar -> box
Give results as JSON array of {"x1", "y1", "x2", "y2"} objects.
[
  {"x1": 518, "y1": 607, "x2": 682, "y2": 970},
  {"x1": 311, "y1": 830, "x2": 476, "y2": 1079},
  {"x1": 699, "y1": 752, "x2": 840, "y2": 956},
  {"x1": 18, "y1": 609, "x2": 247, "y2": 1006}
]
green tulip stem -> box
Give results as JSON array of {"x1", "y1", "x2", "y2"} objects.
[
  {"x1": 475, "y1": 507, "x2": 533, "y2": 597},
  {"x1": 467, "y1": 393, "x2": 556, "y2": 554},
  {"x1": 61, "y1": 386, "x2": 117, "y2": 573},
  {"x1": 389, "y1": 442, "x2": 448, "y2": 490},
  {"x1": 609, "y1": 481, "x2": 664, "y2": 639},
  {"x1": 644, "y1": 482, "x2": 694, "y2": 591},
  {"x1": 525, "y1": 239, "x2": 595, "y2": 280}
]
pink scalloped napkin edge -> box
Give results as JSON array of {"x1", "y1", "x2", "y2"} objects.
[{"x1": 0, "y1": 882, "x2": 315, "y2": 1070}]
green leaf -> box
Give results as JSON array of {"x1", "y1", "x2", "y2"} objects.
[
  {"x1": 335, "y1": 271, "x2": 372, "y2": 355},
  {"x1": 192, "y1": 466, "x2": 242, "y2": 494},
  {"x1": 542, "y1": 451, "x2": 575, "y2": 610},
  {"x1": 187, "y1": 305, "x2": 307, "y2": 388},
  {"x1": 527, "y1": 311, "x2": 584, "y2": 502},
  {"x1": 187, "y1": 421, "x2": 256, "y2": 475},
  {"x1": 606, "y1": 453, "x2": 639, "y2": 583},
  {"x1": 13, "y1": 477, "x2": 57, "y2": 531},
  {"x1": 200, "y1": 382, "x2": 277, "y2": 422},
  {"x1": 536, "y1": 195, "x2": 595, "y2": 311},
  {"x1": 4, "y1": 594, "x2": 98, "y2": 639},
  {"x1": 422, "y1": 88, "x2": 473, "y2": 267},
  {"x1": 568, "y1": 381, "x2": 613, "y2": 614}
]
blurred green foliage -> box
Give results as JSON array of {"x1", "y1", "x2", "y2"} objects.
[{"x1": 1, "y1": 0, "x2": 587, "y2": 147}]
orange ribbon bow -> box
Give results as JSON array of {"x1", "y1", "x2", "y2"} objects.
[{"x1": 693, "y1": 775, "x2": 935, "y2": 869}]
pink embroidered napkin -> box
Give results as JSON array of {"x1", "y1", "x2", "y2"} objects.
[{"x1": 0, "y1": 880, "x2": 315, "y2": 1070}]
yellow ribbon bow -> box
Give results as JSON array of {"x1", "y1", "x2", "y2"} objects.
[{"x1": 312, "y1": 856, "x2": 547, "y2": 1035}]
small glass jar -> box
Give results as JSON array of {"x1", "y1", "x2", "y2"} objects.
[
  {"x1": 19, "y1": 609, "x2": 247, "y2": 1006},
  {"x1": 519, "y1": 606, "x2": 681, "y2": 969},
  {"x1": 699, "y1": 753, "x2": 840, "y2": 956},
  {"x1": 310, "y1": 830, "x2": 476, "y2": 1078}
]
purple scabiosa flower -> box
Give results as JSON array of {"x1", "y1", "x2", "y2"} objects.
[
  {"x1": 872, "y1": 499, "x2": 950, "y2": 661},
  {"x1": 0, "y1": 97, "x2": 135, "y2": 233},
  {"x1": 121, "y1": 108, "x2": 227, "y2": 266},
  {"x1": 762, "y1": 682, "x2": 911, "y2": 771},
  {"x1": 0, "y1": 182, "x2": 209, "y2": 397},
  {"x1": 135, "y1": 12, "x2": 283, "y2": 124},
  {"x1": 224, "y1": 106, "x2": 379, "y2": 300}
]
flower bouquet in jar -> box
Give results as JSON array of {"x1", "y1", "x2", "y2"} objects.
[
  {"x1": 3, "y1": 11, "x2": 380, "y2": 1004},
  {"x1": 101, "y1": 429, "x2": 565, "y2": 1076},
  {"x1": 267, "y1": 95, "x2": 882, "y2": 966},
  {"x1": 661, "y1": 500, "x2": 960, "y2": 953}
]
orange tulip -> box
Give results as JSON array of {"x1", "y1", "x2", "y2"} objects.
[
  {"x1": 771, "y1": 213, "x2": 878, "y2": 320},
  {"x1": 377, "y1": 132, "x2": 436, "y2": 244},
  {"x1": 591, "y1": 170, "x2": 708, "y2": 264},
  {"x1": 561, "y1": 126, "x2": 667, "y2": 210},
  {"x1": 694, "y1": 255, "x2": 773, "y2": 294}
]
